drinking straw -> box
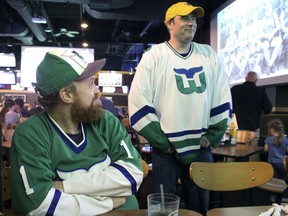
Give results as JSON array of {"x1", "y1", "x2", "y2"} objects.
[{"x1": 160, "y1": 184, "x2": 165, "y2": 210}]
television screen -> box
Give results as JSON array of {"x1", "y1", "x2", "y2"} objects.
[
  {"x1": 20, "y1": 46, "x2": 94, "y2": 88},
  {"x1": 0, "y1": 71, "x2": 16, "y2": 85},
  {"x1": 210, "y1": 0, "x2": 288, "y2": 86},
  {"x1": 0, "y1": 53, "x2": 16, "y2": 67},
  {"x1": 98, "y1": 73, "x2": 122, "y2": 87}
]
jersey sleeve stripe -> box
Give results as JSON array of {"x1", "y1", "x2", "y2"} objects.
[
  {"x1": 130, "y1": 105, "x2": 156, "y2": 127},
  {"x1": 110, "y1": 163, "x2": 137, "y2": 194},
  {"x1": 210, "y1": 102, "x2": 231, "y2": 118},
  {"x1": 166, "y1": 128, "x2": 208, "y2": 138},
  {"x1": 46, "y1": 189, "x2": 61, "y2": 216}
]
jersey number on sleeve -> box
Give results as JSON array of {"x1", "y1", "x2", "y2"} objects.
[
  {"x1": 120, "y1": 140, "x2": 133, "y2": 158},
  {"x1": 20, "y1": 166, "x2": 35, "y2": 195}
]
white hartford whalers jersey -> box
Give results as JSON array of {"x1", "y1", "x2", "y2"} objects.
[
  {"x1": 10, "y1": 110, "x2": 143, "y2": 215},
  {"x1": 129, "y1": 41, "x2": 232, "y2": 164}
]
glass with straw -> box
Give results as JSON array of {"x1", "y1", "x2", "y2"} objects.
[{"x1": 147, "y1": 184, "x2": 180, "y2": 216}]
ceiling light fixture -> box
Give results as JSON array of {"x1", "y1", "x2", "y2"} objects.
[
  {"x1": 80, "y1": 9, "x2": 88, "y2": 29},
  {"x1": 81, "y1": 22, "x2": 88, "y2": 29},
  {"x1": 82, "y1": 42, "x2": 88, "y2": 47}
]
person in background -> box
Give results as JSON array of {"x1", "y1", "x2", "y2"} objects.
[
  {"x1": 0, "y1": 95, "x2": 7, "y2": 111},
  {"x1": 264, "y1": 118, "x2": 288, "y2": 179},
  {"x1": 231, "y1": 71, "x2": 273, "y2": 145},
  {"x1": 0, "y1": 98, "x2": 9, "y2": 123},
  {"x1": 10, "y1": 50, "x2": 143, "y2": 215},
  {"x1": 97, "y1": 94, "x2": 122, "y2": 121},
  {"x1": 128, "y1": 2, "x2": 232, "y2": 215},
  {"x1": 0, "y1": 98, "x2": 20, "y2": 125},
  {"x1": 27, "y1": 106, "x2": 44, "y2": 117},
  {"x1": 14, "y1": 98, "x2": 29, "y2": 118}
]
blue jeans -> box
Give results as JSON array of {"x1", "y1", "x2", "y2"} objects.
[
  {"x1": 151, "y1": 147, "x2": 213, "y2": 215},
  {"x1": 271, "y1": 162, "x2": 286, "y2": 179}
]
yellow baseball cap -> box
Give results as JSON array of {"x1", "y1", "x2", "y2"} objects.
[{"x1": 164, "y1": 2, "x2": 204, "y2": 24}]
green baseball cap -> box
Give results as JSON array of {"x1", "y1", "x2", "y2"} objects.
[{"x1": 33, "y1": 49, "x2": 106, "y2": 96}]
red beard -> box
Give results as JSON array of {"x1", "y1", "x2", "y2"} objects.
[{"x1": 71, "y1": 96, "x2": 104, "y2": 123}]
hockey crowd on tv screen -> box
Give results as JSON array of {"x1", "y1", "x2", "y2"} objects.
[{"x1": 217, "y1": 0, "x2": 288, "y2": 84}]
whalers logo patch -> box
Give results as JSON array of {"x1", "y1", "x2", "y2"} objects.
[{"x1": 174, "y1": 66, "x2": 206, "y2": 94}]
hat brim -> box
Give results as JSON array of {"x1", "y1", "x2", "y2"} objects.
[
  {"x1": 179, "y1": 7, "x2": 204, "y2": 18},
  {"x1": 190, "y1": 7, "x2": 204, "y2": 17},
  {"x1": 76, "y1": 58, "x2": 106, "y2": 81}
]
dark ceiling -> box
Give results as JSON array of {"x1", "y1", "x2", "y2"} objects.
[{"x1": 0, "y1": 0, "x2": 227, "y2": 71}]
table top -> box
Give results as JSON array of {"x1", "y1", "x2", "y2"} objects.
[
  {"x1": 212, "y1": 144, "x2": 263, "y2": 159},
  {"x1": 207, "y1": 205, "x2": 285, "y2": 216},
  {"x1": 99, "y1": 209, "x2": 202, "y2": 216}
]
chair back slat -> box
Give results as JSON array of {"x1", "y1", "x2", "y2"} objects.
[
  {"x1": 141, "y1": 159, "x2": 149, "y2": 178},
  {"x1": 3, "y1": 129, "x2": 14, "y2": 142},
  {"x1": 121, "y1": 118, "x2": 131, "y2": 131},
  {"x1": 236, "y1": 130, "x2": 256, "y2": 144},
  {"x1": 284, "y1": 155, "x2": 288, "y2": 173},
  {"x1": 190, "y1": 162, "x2": 273, "y2": 191},
  {"x1": 3, "y1": 167, "x2": 11, "y2": 202}
]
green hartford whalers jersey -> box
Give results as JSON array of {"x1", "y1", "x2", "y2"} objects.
[{"x1": 10, "y1": 110, "x2": 143, "y2": 215}]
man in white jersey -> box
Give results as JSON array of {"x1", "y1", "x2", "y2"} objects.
[
  {"x1": 10, "y1": 50, "x2": 143, "y2": 215},
  {"x1": 128, "y1": 2, "x2": 232, "y2": 215}
]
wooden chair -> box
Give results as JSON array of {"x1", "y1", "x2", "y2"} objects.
[
  {"x1": 136, "y1": 160, "x2": 150, "y2": 208},
  {"x1": 190, "y1": 161, "x2": 273, "y2": 192},
  {"x1": 121, "y1": 118, "x2": 131, "y2": 131},
  {"x1": 257, "y1": 155, "x2": 288, "y2": 203},
  {"x1": 190, "y1": 161, "x2": 274, "y2": 209},
  {"x1": 236, "y1": 130, "x2": 260, "y2": 161},
  {"x1": 2, "y1": 171, "x2": 17, "y2": 216},
  {"x1": 3, "y1": 167, "x2": 12, "y2": 209},
  {"x1": 2, "y1": 123, "x2": 17, "y2": 142},
  {"x1": 236, "y1": 130, "x2": 256, "y2": 144},
  {"x1": 141, "y1": 159, "x2": 149, "y2": 179},
  {"x1": 3, "y1": 129, "x2": 14, "y2": 142}
]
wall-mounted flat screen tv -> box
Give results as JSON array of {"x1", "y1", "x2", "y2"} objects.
[
  {"x1": 0, "y1": 71, "x2": 16, "y2": 85},
  {"x1": 98, "y1": 73, "x2": 122, "y2": 87},
  {"x1": 0, "y1": 53, "x2": 16, "y2": 67},
  {"x1": 210, "y1": 0, "x2": 288, "y2": 86},
  {"x1": 20, "y1": 46, "x2": 94, "y2": 88}
]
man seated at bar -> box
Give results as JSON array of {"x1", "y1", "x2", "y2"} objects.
[{"x1": 9, "y1": 50, "x2": 143, "y2": 215}]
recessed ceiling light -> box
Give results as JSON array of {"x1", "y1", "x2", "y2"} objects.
[{"x1": 81, "y1": 22, "x2": 88, "y2": 29}]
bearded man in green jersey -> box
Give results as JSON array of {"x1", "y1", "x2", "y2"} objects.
[{"x1": 10, "y1": 49, "x2": 143, "y2": 215}]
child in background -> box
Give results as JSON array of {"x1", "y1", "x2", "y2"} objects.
[{"x1": 264, "y1": 118, "x2": 288, "y2": 179}]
